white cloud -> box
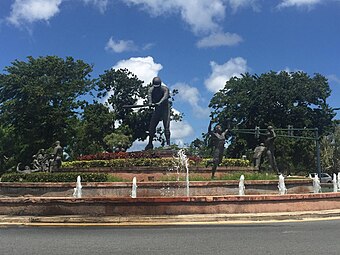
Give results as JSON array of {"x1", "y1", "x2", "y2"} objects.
[
  {"x1": 196, "y1": 32, "x2": 243, "y2": 48},
  {"x1": 105, "y1": 37, "x2": 154, "y2": 53},
  {"x1": 82, "y1": 0, "x2": 109, "y2": 13},
  {"x1": 277, "y1": 0, "x2": 322, "y2": 9},
  {"x1": 7, "y1": 0, "x2": 62, "y2": 26},
  {"x1": 171, "y1": 120, "x2": 194, "y2": 139},
  {"x1": 205, "y1": 57, "x2": 248, "y2": 92},
  {"x1": 121, "y1": 0, "x2": 226, "y2": 35},
  {"x1": 142, "y1": 43, "x2": 155, "y2": 50},
  {"x1": 121, "y1": 0, "x2": 260, "y2": 35},
  {"x1": 112, "y1": 56, "x2": 163, "y2": 84},
  {"x1": 327, "y1": 74, "x2": 340, "y2": 84},
  {"x1": 102, "y1": 56, "x2": 162, "y2": 107},
  {"x1": 227, "y1": 0, "x2": 261, "y2": 12},
  {"x1": 102, "y1": 56, "x2": 162, "y2": 106},
  {"x1": 172, "y1": 82, "x2": 210, "y2": 117},
  {"x1": 105, "y1": 37, "x2": 138, "y2": 53}
]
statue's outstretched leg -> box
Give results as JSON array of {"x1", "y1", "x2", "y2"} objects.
[
  {"x1": 162, "y1": 107, "x2": 171, "y2": 146},
  {"x1": 145, "y1": 143, "x2": 153, "y2": 150},
  {"x1": 145, "y1": 114, "x2": 158, "y2": 150},
  {"x1": 267, "y1": 150, "x2": 279, "y2": 174},
  {"x1": 211, "y1": 164, "x2": 217, "y2": 179}
]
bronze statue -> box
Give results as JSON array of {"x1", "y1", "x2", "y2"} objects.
[
  {"x1": 206, "y1": 120, "x2": 228, "y2": 179},
  {"x1": 145, "y1": 77, "x2": 171, "y2": 150},
  {"x1": 50, "y1": 140, "x2": 63, "y2": 172},
  {"x1": 264, "y1": 126, "x2": 279, "y2": 173},
  {"x1": 253, "y1": 143, "x2": 266, "y2": 170},
  {"x1": 32, "y1": 148, "x2": 49, "y2": 171},
  {"x1": 17, "y1": 141, "x2": 63, "y2": 173}
]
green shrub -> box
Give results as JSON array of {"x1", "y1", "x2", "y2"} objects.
[
  {"x1": 1, "y1": 172, "x2": 108, "y2": 182},
  {"x1": 62, "y1": 158, "x2": 177, "y2": 169},
  {"x1": 62, "y1": 157, "x2": 251, "y2": 169}
]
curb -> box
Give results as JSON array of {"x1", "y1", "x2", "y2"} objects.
[{"x1": 2, "y1": 210, "x2": 340, "y2": 226}]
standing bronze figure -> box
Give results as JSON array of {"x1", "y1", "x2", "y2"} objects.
[
  {"x1": 253, "y1": 143, "x2": 266, "y2": 170},
  {"x1": 264, "y1": 126, "x2": 279, "y2": 173},
  {"x1": 51, "y1": 140, "x2": 63, "y2": 172},
  {"x1": 145, "y1": 77, "x2": 171, "y2": 150}
]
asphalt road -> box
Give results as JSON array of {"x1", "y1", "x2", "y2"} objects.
[{"x1": 1, "y1": 220, "x2": 339, "y2": 255}]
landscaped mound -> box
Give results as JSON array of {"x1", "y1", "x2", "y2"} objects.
[{"x1": 64, "y1": 151, "x2": 250, "y2": 169}]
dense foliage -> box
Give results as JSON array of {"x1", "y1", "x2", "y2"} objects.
[
  {"x1": 96, "y1": 68, "x2": 151, "y2": 143},
  {"x1": 0, "y1": 57, "x2": 182, "y2": 173},
  {"x1": 208, "y1": 71, "x2": 336, "y2": 173},
  {"x1": 320, "y1": 124, "x2": 340, "y2": 173},
  {"x1": 0, "y1": 56, "x2": 93, "y2": 168}
]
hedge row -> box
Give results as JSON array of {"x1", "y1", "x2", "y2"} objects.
[
  {"x1": 63, "y1": 158, "x2": 177, "y2": 169},
  {"x1": 0, "y1": 172, "x2": 108, "y2": 182},
  {"x1": 62, "y1": 158, "x2": 251, "y2": 169}
]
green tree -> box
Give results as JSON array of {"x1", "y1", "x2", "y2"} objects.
[
  {"x1": 0, "y1": 125, "x2": 17, "y2": 173},
  {"x1": 187, "y1": 137, "x2": 212, "y2": 158},
  {"x1": 96, "y1": 68, "x2": 151, "y2": 143},
  {"x1": 209, "y1": 71, "x2": 335, "y2": 173},
  {"x1": 69, "y1": 101, "x2": 115, "y2": 157},
  {"x1": 321, "y1": 123, "x2": 340, "y2": 173},
  {"x1": 0, "y1": 56, "x2": 93, "y2": 165},
  {"x1": 103, "y1": 128, "x2": 133, "y2": 152}
]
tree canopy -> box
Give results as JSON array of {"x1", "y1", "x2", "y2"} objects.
[
  {"x1": 96, "y1": 68, "x2": 152, "y2": 142},
  {"x1": 208, "y1": 71, "x2": 336, "y2": 173},
  {"x1": 0, "y1": 56, "x2": 93, "y2": 165}
]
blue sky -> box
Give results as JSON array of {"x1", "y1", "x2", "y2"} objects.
[{"x1": 0, "y1": 0, "x2": 340, "y2": 149}]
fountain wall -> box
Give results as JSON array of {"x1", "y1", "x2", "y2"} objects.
[{"x1": 0, "y1": 179, "x2": 312, "y2": 197}]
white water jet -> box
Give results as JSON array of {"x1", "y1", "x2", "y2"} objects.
[
  {"x1": 312, "y1": 174, "x2": 321, "y2": 193},
  {"x1": 278, "y1": 174, "x2": 287, "y2": 195},
  {"x1": 239, "y1": 175, "x2": 245, "y2": 196},
  {"x1": 176, "y1": 149, "x2": 190, "y2": 197},
  {"x1": 333, "y1": 173, "x2": 338, "y2": 192},
  {"x1": 131, "y1": 176, "x2": 137, "y2": 198},
  {"x1": 73, "y1": 175, "x2": 82, "y2": 198},
  {"x1": 337, "y1": 173, "x2": 340, "y2": 191}
]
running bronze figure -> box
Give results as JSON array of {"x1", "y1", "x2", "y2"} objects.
[{"x1": 206, "y1": 120, "x2": 228, "y2": 179}]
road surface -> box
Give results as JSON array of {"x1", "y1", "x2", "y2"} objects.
[{"x1": 1, "y1": 220, "x2": 339, "y2": 254}]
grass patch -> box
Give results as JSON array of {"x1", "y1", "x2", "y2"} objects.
[
  {"x1": 158, "y1": 172, "x2": 280, "y2": 182},
  {"x1": 106, "y1": 175, "x2": 129, "y2": 182},
  {"x1": 219, "y1": 172, "x2": 278, "y2": 181},
  {"x1": 158, "y1": 175, "x2": 210, "y2": 182}
]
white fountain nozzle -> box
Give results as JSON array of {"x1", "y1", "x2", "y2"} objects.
[
  {"x1": 73, "y1": 175, "x2": 82, "y2": 198},
  {"x1": 131, "y1": 177, "x2": 137, "y2": 198}
]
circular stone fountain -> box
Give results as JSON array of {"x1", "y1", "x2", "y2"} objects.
[{"x1": 1, "y1": 150, "x2": 339, "y2": 217}]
